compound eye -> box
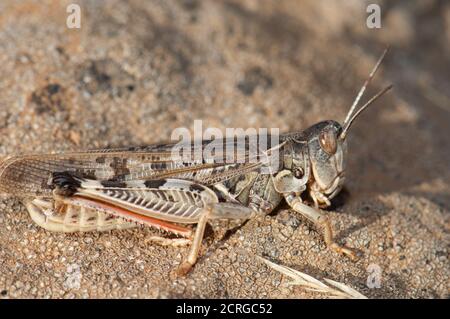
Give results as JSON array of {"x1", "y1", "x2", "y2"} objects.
[{"x1": 319, "y1": 128, "x2": 337, "y2": 155}]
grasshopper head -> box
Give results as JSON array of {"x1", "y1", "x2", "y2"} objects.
[{"x1": 306, "y1": 120, "x2": 346, "y2": 201}]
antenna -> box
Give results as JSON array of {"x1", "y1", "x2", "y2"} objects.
[
  {"x1": 340, "y1": 84, "x2": 393, "y2": 139},
  {"x1": 343, "y1": 47, "x2": 389, "y2": 126}
]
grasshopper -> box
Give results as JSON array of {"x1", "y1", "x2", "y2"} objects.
[{"x1": 0, "y1": 50, "x2": 392, "y2": 275}]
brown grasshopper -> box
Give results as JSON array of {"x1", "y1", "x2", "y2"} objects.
[{"x1": 0, "y1": 50, "x2": 392, "y2": 275}]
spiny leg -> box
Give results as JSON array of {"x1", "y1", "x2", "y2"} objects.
[
  {"x1": 285, "y1": 194, "x2": 357, "y2": 260},
  {"x1": 177, "y1": 202, "x2": 256, "y2": 276}
]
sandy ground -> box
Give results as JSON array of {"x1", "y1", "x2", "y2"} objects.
[{"x1": 0, "y1": 0, "x2": 449, "y2": 298}]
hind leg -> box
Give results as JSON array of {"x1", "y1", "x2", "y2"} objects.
[
  {"x1": 27, "y1": 198, "x2": 191, "y2": 248},
  {"x1": 177, "y1": 202, "x2": 256, "y2": 275}
]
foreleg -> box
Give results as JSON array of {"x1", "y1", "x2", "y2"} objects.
[{"x1": 285, "y1": 194, "x2": 357, "y2": 260}]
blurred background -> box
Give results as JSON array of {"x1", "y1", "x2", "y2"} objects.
[{"x1": 0, "y1": 0, "x2": 448, "y2": 298}]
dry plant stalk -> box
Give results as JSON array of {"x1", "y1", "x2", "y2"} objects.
[{"x1": 258, "y1": 256, "x2": 367, "y2": 299}]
